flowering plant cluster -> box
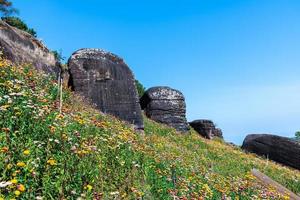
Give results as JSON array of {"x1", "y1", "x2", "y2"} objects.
[{"x1": 0, "y1": 58, "x2": 299, "y2": 199}]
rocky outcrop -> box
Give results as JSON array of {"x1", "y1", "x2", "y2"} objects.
[
  {"x1": 140, "y1": 86, "x2": 189, "y2": 132},
  {"x1": 242, "y1": 134, "x2": 300, "y2": 170},
  {"x1": 0, "y1": 20, "x2": 59, "y2": 75},
  {"x1": 189, "y1": 120, "x2": 223, "y2": 139},
  {"x1": 68, "y1": 48, "x2": 143, "y2": 129}
]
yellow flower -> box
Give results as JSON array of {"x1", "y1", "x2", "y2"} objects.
[
  {"x1": 6, "y1": 164, "x2": 12, "y2": 169},
  {"x1": 85, "y1": 184, "x2": 93, "y2": 191},
  {"x1": 47, "y1": 158, "x2": 57, "y2": 166},
  {"x1": 49, "y1": 125, "x2": 56, "y2": 133},
  {"x1": 16, "y1": 162, "x2": 26, "y2": 167},
  {"x1": 23, "y1": 149, "x2": 30, "y2": 155},
  {"x1": 10, "y1": 179, "x2": 18, "y2": 184},
  {"x1": 14, "y1": 190, "x2": 21, "y2": 196},
  {"x1": 17, "y1": 184, "x2": 25, "y2": 192}
]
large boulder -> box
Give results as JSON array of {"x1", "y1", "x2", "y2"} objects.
[
  {"x1": 140, "y1": 86, "x2": 189, "y2": 132},
  {"x1": 242, "y1": 134, "x2": 300, "y2": 170},
  {"x1": 189, "y1": 120, "x2": 223, "y2": 139},
  {"x1": 0, "y1": 20, "x2": 59, "y2": 75},
  {"x1": 68, "y1": 48, "x2": 144, "y2": 129}
]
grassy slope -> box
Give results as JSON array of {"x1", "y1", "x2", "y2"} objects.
[{"x1": 0, "y1": 59, "x2": 299, "y2": 199}]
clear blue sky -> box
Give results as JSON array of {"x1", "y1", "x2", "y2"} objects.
[{"x1": 13, "y1": 0, "x2": 300, "y2": 144}]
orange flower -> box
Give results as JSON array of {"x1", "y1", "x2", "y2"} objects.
[
  {"x1": 1, "y1": 147, "x2": 9, "y2": 153},
  {"x1": 17, "y1": 184, "x2": 25, "y2": 192}
]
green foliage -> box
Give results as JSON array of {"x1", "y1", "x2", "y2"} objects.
[
  {"x1": 0, "y1": 0, "x2": 17, "y2": 16},
  {"x1": 135, "y1": 79, "x2": 145, "y2": 98},
  {"x1": 0, "y1": 58, "x2": 299, "y2": 199},
  {"x1": 1, "y1": 16, "x2": 37, "y2": 37},
  {"x1": 295, "y1": 131, "x2": 300, "y2": 139},
  {"x1": 51, "y1": 50, "x2": 65, "y2": 63}
]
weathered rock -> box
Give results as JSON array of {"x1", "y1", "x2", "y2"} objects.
[
  {"x1": 189, "y1": 120, "x2": 223, "y2": 139},
  {"x1": 68, "y1": 48, "x2": 143, "y2": 129},
  {"x1": 140, "y1": 86, "x2": 189, "y2": 132},
  {"x1": 242, "y1": 134, "x2": 300, "y2": 170},
  {"x1": 0, "y1": 20, "x2": 59, "y2": 75}
]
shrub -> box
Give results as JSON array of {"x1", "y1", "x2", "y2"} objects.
[
  {"x1": 51, "y1": 50, "x2": 65, "y2": 63},
  {"x1": 296, "y1": 131, "x2": 300, "y2": 140},
  {"x1": 135, "y1": 79, "x2": 145, "y2": 98}
]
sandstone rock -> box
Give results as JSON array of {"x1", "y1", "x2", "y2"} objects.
[
  {"x1": 68, "y1": 48, "x2": 143, "y2": 129},
  {"x1": 0, "y1": 20, "x2": 59, "y2": 75},
  {"x1": 140, "y1": 86, "x2": 189, "y2": 132},
  {"x1": 242, "y1": 134, "x2": 300, "y2": 170},
  {"x1": 189, "y1": 120, "x2": 223, "y2": 139}
]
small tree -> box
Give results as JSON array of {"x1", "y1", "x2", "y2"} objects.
[
  {"x1": 2, "y1": 16, "x2": 37, "y2": 37},
  {"x1": 296, "y1": 131, "x2": 300, "y2": 140},
  {"x1": 52, "y1": 50, "x2": 65, "y2": 63},
  {"x1": 0, "y1": 0, "x2": 18, "y2": 16},
  {"x1": 135, "y1": 79, "x2": 146, "y2": 98}
]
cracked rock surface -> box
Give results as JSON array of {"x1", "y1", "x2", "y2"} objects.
[
  {"x1": 68, "y1": 48, "x2": 144, "y2": 129},
  {"x1": 242, "y1": 134, "x2": 300, "y2": 170},
  {"x1": 140, "y1": 86, "x2": 189, "y2": 132},
  {"x1": 0, "y1": 20, "x2": 59, "y2": 76}
]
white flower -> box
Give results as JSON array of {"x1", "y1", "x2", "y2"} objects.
[
  {"x1": 110, "y1": 191, "x2": 120, "y2": 196},
  {"x1": 71, "y1": 190, "x2": 77, "y2": 195},
  {"x1": 0, "y1": 181, "x2": 12, "y2": 188}
]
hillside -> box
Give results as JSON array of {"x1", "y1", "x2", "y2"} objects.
[{"x1": 0, "y1": 58, "x2": 299, "y2": 199}]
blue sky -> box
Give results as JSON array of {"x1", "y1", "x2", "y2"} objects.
[{"x1": 13, "y1": 0, "x2": 300, "y2": 144}]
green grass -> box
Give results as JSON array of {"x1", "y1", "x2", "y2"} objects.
[{"x1": 0, "y1": 59, "x2": 299, "y2": 199}]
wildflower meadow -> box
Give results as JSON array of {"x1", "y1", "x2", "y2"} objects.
[{"x1": 0, "y1": 58, "x2": 299, "y2": 199}]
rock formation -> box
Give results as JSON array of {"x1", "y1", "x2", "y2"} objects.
[
  {"x1": 0, "y1": 20, "x2": 59, "y2": 75},
  {"x1": 189, "y1": 120, "x2": 223, "y2": 139},
  {"x1": 140, "y1": 86, "x2": 189, "y2": 132},
  {"x1": 68, "y1": 48, "x2": 144, "y2": 129},
  {"x1": 242, "y1": 134, "x2": 300, "y2": 170}
]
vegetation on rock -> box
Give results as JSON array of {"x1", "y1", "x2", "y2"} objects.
[
  {"x1": 1, "y1": 16, "x2": 37, "y2": 37},
  {"x1": 135, "y1": 80, "x2": 145, "y2": 98},
  {"x1": 295, "y1": 131, "x2": 300, "y2": 142},
  {"x1": 0, "y1": 58, "x2": 299, "y2": 199},
  {"x1": 51, "y1": 50, "x2": 65, "y2": 63}
]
